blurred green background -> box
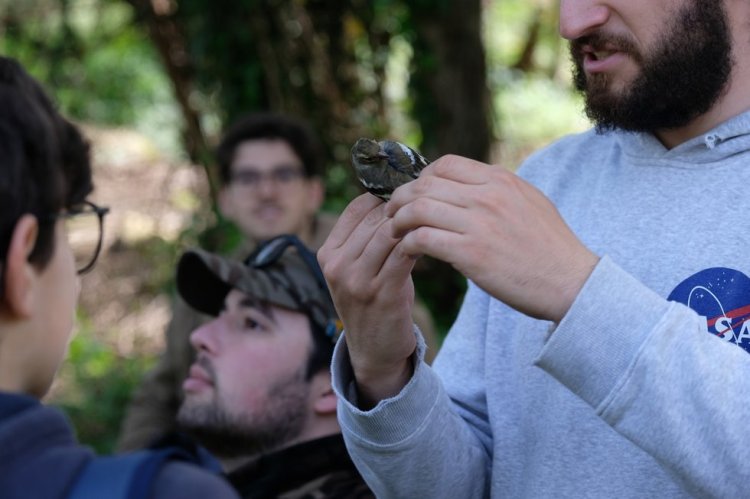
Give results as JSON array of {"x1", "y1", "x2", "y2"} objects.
[{"x1": 1, "y1": 0, "x2": 589, "y2": 453}]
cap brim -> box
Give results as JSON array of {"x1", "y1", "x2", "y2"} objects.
[
  {"x1": 177, "y1": 248, "x2": 310, "y2": 318},
  {"x1": 176, "y1": 250, "x2": 237, "y2": 316},
  {"x1": 177, "y1": 246, "x2": 342, "y2": 343}
]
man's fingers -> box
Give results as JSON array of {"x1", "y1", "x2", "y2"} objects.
[
  {"x1": 399, "y1": 226, "x2": 464, "y2": 267},
  {"x1": 390, "y1": 197, "x2": 469, "y2": 240},
  {"x1": 422, "y1": 155, "x2": 495, "y2": 184},
  {"x1": 360, "y1": 217, "x2": 414, "y2": 277},
  {"x1": 386, "y1": 157, "x2": 511, "y2": 217},
  {"x1": 322, "y1": 193, "x2": 384, "y2": 251}
]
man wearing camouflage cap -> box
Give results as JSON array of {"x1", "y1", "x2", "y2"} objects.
[{"x1": 174, "y1": 235, "x2": 373, "y2": 498}]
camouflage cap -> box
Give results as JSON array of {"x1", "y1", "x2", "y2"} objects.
[{"x1": 176, "y1": 242, "x2": 340, "y2": 342}]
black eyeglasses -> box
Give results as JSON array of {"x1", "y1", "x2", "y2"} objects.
[
  {"x1": 245, "y1": 234, "x2": 328, "y2": 292},
  {"x1": 53, "y1": 200, "x2": 110, "y2": 274},
  {"x1": 231, "y1": 166, "x2": 305, "y2": 190}
]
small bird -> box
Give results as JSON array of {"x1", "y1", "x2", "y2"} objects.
[{"x1": 351, "y1": 138, "x2": 431, "y2": 201}]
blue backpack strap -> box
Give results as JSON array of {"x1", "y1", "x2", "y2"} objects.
[
  {"x1": 68, "y1": 451, "x2": 151, "y2": 499},
  {"x1": 127, "y1": 447, "x2": 192, "y2": 499},
  {"x1": 67, "y1": 446, "x2": 199, "y2": 499}
]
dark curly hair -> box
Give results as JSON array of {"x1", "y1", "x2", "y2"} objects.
[{"x1": 215, "y1": 112, "x2": 322, "y2": 186}]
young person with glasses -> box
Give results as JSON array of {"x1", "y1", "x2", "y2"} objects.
[
  {"x1": 174, "y1": 235, "x2": 373, "y2": 498},
  {"x1": 118, "y1": 112, "x2": 441, "y2": 451},
  {"x1": 0, "y1": 56, "x2": 238, "y2": 498}
]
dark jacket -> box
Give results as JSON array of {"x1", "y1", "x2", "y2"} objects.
[
  {"x1": 0, "y1": 392, "x2": 237, "y2": 499},
  {"x1": 227, "y1": 434, "x2": 374, "y2": 499}
]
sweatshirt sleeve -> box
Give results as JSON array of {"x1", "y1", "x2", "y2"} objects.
[
  {"x1": 536, "y1": 256, "x2": 750, "y2": 497},
  {"x1": 331, "y1": 282, "x2": 492, "y2": 498}
]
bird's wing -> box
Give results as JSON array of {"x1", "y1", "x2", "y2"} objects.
[{"x1": 381, "y1": 140, "x2": 431, "y2": 178}]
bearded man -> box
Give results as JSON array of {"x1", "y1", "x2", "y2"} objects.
[
  {"x1": 318, "y1": 0, "x2": 750, "y2": 497},
  {"x1": 174, "y1": 235, "x2": 373, "y2": 498}
]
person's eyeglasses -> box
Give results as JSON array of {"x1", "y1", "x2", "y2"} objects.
[
  {"x1": 231, "y1": 166, "x2": 304, "y2": 190},
  {"x1": 245, "y1": 234, "x2": 327, "y2": 291},
  {"x1": 54, "y1": 200, "x2": 110, "y2": 274}
]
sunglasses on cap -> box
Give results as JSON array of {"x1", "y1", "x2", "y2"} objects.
[{"x1": 244, "y1": 234, "x2": 341, "y2": 341}]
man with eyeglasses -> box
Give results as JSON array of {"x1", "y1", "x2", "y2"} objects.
[
  {"x1": 215, "y1": 113, "x2": 333, "y2": 249},
  {"x1": 0, "y1": 56, "x2": 238, "y2": 498},
  {"x1": 174, "y1": 235, "x2": 373, "y2": 498},
  {"x1": 118, "y1": 113, "x2": 336, "y2": 451},
  {"x1": 119, "y1": 112, "x2": 441, "y2": 451}
]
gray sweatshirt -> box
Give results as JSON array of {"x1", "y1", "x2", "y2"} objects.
[{"x1": 332, "y1": 111, "x2": 750, "y2": 498}]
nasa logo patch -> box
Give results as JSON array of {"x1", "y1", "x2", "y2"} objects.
[{"x1": 668, "y1": 268, "x2": 750, "y2": 354}]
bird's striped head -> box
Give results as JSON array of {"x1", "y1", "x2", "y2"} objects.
[{"x1": 352, "y1": 138, "x2": 388, "y2": 164}]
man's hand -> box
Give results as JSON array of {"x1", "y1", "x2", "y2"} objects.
[
  {"x1": 318, "y1": 194, "x2": 418, "y2": 407},
  {"x1": 387, "y1": 155, "x2": 600, "y2": 324}
]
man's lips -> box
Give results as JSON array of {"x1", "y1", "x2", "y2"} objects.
[
  {"x1": 254, "y1": 204, "x2": 284, "y2": 222},
  {"x1": 183, "y1": 363, "x2": 214, "y2": 392},
  {"x1": 576, "y1": 38, "x2": 637, "y2": 75},
  {"x1": 581, "y1": 44, "x2": 628, "y2": 73}
]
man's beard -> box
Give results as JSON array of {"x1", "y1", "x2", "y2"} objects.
[
  {"x1": 571, "y1": 0, "x2": 733, "y2": 133},
  {"x1": 177, "y1": 365, "x2": 310, "y2": 459}
]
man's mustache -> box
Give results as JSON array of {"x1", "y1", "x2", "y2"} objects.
[
  {"x1": 570, "y1": 32, "x2": 642, "y2": 64},
  {"x1": 195, "y1": 354, "x2": 216, "y2": 384}
]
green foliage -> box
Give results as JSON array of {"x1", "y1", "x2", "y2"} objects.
[
  {"x1": 323, "y1": 163, "x2": 365, "y2": 214},
  {"x1": 0, "y1": 0, "x2": 181, "y2": 155},
  {"x1": 485, "y1": 0, "x2": 562, "y2": 73},
  {"x1": 194, "y1": 215, "x2": 244, "y2": 256},
  {"x1": 493, "y1": 69, "x2": 589, "y2": 166},
  {"x1": 484, "y1": 0, "x2": 589, "y2": 166},
  {"x1": 132, "y1": 235, "x2": 185, "y2": 295},
  {"x1": 176, "y1": 0, "x2": 267, "y2": 122},
  {"x1": 52, "y1": 326, "x2": 156, "y2": 454}
]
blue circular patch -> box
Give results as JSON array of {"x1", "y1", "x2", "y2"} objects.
[{"x1": 668, "y1": 267, "x2": 750, "y2": 353}]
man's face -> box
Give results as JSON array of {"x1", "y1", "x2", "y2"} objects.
[
  {"x1": 177, "y1": 289, "x2": 315, "y2": 457},
  {"x1": 566, "y1": 0, "x2": 732, "y2": 132},
  {"x1": 219, "y1": 139, "x2": 323, "y2": 243}
]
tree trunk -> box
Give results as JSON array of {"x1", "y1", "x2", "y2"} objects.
[
  {"x1": 123, "y1": 0, "x2": 217, "y2": 201},
  {"x1": 410, "y1": 0, "x2": 492, "y2": 162}
]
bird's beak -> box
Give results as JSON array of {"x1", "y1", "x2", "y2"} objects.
[{"x1": 378, "y1": 152, "x2": 389, "y2": 159}]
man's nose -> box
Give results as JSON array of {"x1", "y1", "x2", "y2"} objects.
[
  {"x1": 559, "y1": 0, "x2": 611, "y2": 40},
  {"x1": 190, "y1": 317, "x2": 221, "y2": 353},
  {"x1": 256, "y1": 175, "x2": 282, "y2": 197}
]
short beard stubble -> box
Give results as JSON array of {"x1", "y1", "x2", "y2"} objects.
[{"x1": 177, "y1": 365, "x2": 310, "y2": 459}]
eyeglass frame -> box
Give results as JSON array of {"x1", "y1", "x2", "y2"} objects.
[
  {"x1": 46, "y1": 200, "x2": 110, "y2": 275},
  {"x1": 244, "y1": 234, "x2": 340, "y2": 340}
]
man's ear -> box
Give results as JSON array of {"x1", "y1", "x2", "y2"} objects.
[
  {"x1": 3, "y1": 215, "x2": 39, "y2": 318},
  {"x1": 312, "y1": 371, "x2": 338, "y2": 416}
]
